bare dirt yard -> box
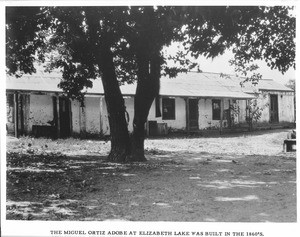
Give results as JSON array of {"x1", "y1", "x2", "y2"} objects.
[{"x1": 5, "y1": 129, "x2": 296, "y2": 222}]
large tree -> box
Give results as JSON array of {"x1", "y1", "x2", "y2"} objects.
[{"x1": 6, "y1": 6, "x2": 295, "y2": 162}]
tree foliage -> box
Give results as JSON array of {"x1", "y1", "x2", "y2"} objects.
[
  {"x1": 285, "y1": 79, "x2": 295, "y2": 91},
  {"x1": 231, "y1": 6, "x2": 295, "y2": 74},
  {"x1": 6, "y1": 7, "x2": 49, "y2": 76},
  {"x1": 6, "y1": 6, "x2": 295, "y2": 87},
  {"x1": 178, "y1": 6, "x2": 295, "y2": 79}
]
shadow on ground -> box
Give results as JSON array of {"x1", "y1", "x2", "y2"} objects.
[{"x1": 6, "y1": 146, "x2": 296, "y2": 222}]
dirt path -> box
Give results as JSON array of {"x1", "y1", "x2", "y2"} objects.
[{"x1": 6, "y1": 129, "x2": 296, "y2": 222}]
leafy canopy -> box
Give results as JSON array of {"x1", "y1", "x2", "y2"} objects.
[{"x1": 6, "y1": 6, "x2": 295, "y2": 96}]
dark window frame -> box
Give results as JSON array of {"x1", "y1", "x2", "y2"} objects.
[
  {"x1": 162, "y1": 98, "x2": 175, "y2": 120},
  {"x1": 212, "y1": 99, "x2": 221, "y2": 120}
]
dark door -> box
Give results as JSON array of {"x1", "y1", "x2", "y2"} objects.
[
  {"x1": 59, "y1": 97, "x2": 71, "y2": 137},
  {"x1": 188, "y1": 99, "x2": 199, "y2": 131},
  {"x1": 270, "y1": 94, "x2": 279, "y2": 123}
]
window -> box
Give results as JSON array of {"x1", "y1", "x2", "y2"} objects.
[
  {"x1": 162, "y1": 98, "x2": 175, "y2": 120},
  {"x1": 212, "y1": 99, "x2": 221, "y2": 120}
]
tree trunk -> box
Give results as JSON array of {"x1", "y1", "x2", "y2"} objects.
[
  {"x1": 84, "y1": 9, "x2": 132, "y2": 162},
  {"x1": 99, "y1": 46, "x2": 131, "y2": 162},
  {"x1": 85, "y1": 8, "x2": 160, "y2": 163},
  {"x1": 130, "y1": 51, "x2": 161, "y2": 161}
]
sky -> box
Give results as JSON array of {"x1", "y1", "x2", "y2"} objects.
[
  {"x1": 195, "y1": 51, "x2": 295, "y2": 84},
  {"x1": 164, "y1": 43, "x2": 295, "y2": 85}
]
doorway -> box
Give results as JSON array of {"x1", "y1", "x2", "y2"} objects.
[
  {"x1": 188, "y1": 99, "x2": 199, "y2": 131},
  {"x1": 59, "y1": 97, "x2": 71, "y2": 137},
  {"x1": 270, "y1": 94, "x2": 279, "y2": 123}
]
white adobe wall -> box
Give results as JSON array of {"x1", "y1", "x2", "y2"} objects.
[
  {"x1": 99, "y1": 96, "x2": 187, "y2": 133},
  {"x1": 89, "y1": 92, "x2": 294, "y2": 136},
  {"x1": 71, "y1": 100, "x2": 80, "y2": 135},
  {"x1": 256, "y1": 92, "x2": 270, "y2": 123},
  {"x1": 28, "y1": 95, "x2": 106, "y2": 137},
  {"x1": 125, "y1": 97, "x2": 248, "y2": 132},
  {"x1": 68, "y1": 96, "x2": 112, "y2": 137},
  {"x1": 85, "y1": 96, "x2": 101, "y2": 135},
  {"x1": 277, "y1": 93, "x2": 295, "y2": 122},
  {"x1": 147, "y1": 97, "x2": 187, "y2": 131},
  {"x1": 237, "y1": 100, "x2": 247, "y2": 123},
  {"x1": 92, "y1": 96, "x2": 135, "y2": 135},
  {"x1": 28, "y1": 94, "x2": 53, "y2": 130},
  {"x1": 255, "y1": 91, "x2": 295, "y2": 123},
  {"x1": 198, "y1": 98, "x2": 230, "y2": 129}
]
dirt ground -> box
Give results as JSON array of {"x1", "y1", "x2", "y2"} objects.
[{"x1": 5, "y1": 129, "x2": 296, "y2": 222}]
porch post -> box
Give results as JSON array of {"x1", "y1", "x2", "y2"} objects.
[
  {"x1": 79, "y1": 98, "x2": 86, "y2": 138},
  {"x1": 246, "y1": 99, "x2": 252, "y2": 131},
  {"x1": 24, "y1": 94, "x2": 30, "y2": 134},
  {"x1": 99, "y1": 96, "x2": 103, "y2": 135},
  {"x1": 56, "y1": 95, "x2": 60, "y2": 138},
  {"x1": 228, "y1": 99, "x2": 231, "y2": 128},
  {"x1": 14, "y1": 92, "x2": 19, "y2": 138},
  {"x1": 19, "y1": 94, "x2": 24, "y2": 135},
  {"x1": 52, "y1": 96, "x2": 58, "y2": 138},
  {"x1": 220, "y1": 99, "x2": 224, "y2": 134}
]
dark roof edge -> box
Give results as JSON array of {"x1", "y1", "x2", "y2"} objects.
[
  {"x1": 6, "y1": 89, "x2": 253, "y2": 99},
  {"x1": 187, "y1": 70, "x2": 288, "y2": 82},
  {"x1": 259, "y1": 88, "x2": 294, "y2": 92}
]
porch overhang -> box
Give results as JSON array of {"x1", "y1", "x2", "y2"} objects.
[
  {"x1": 159, "y1": 93, "x2": 254, "y2": 100},
  {"x1": 6, "y1": 74, "x2": 255, "y2": 100},
  {"x1": 158, "y1": 88, "x2": 255, "y2": 100}
]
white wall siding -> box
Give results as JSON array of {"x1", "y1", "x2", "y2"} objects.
[
  {"x1": 71, "y1": 100, "x2": 81, "y2": 135},
  {"x1": 161, "y1": 97, "x2": 186, "y2": 130},
  {"x1": 279, "y1": 93, "x2": 295, "y2": 122},
  {"x1": 13, "y1": 91, "x2": 294, "y2": 137},
  {"x1": 254, "y1": 91, "x2": 295, "y2": 123},
  {"x1": 237, "y1": 100, "x2": 247, "y2": 123},
  {"x1": 257, "y1": 93, "x2": 270, "y2": 123},
  {"x1": 85, "y1": 96, "x2": 101, "y2": 135},
  {"x1": 28, "y1": 94, "x2": 53, "y2": 129},
  {"x1": 198, "y1": 99, "x2": 212, "y2": 129},
  {"x1": 147, "y1": 97, "x2": 187, "y2": 131},
  {"x1": 198, "y1": 98, "x2": 230, "y2": 129}
]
